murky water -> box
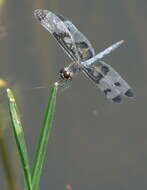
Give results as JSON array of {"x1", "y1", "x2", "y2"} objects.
[{"x1": 0, "y1": 0, "x2": 147, "y2": 189}]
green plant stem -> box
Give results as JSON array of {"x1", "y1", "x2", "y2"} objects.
[
  {"x1": 32, "y1": 83, "x2": 58, "y2": 190},
  {"x1": 7, "y1": 88, "x2": 32, "y2": 190}
]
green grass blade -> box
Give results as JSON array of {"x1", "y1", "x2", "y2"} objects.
[
  {"x1": 7, "y1": 88, "x2": 32, "y2": 190},
  {"x1": 32, "y1": 83, "x2": 58, "y2": 190}
]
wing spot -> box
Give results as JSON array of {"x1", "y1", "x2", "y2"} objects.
[
  {"x1": 96, "y1": 73, "x2": 103, "y2": 83},
  {"x1": 125, "y1": 89, "x2": 134, "y2": 97},
  {"x1": 112, "y1": 95, "x2": 122, "y2": 103},
  {"x1": 114, "y1": 82, "x2": 121, "y2": 86},
  {"x1": 76, "y1": 42, "x2": 89, "y2": 48},
  {"x1": 104, "y1": 89, "x2": 111, "y2": 95},
  {"x1": 101, "y1": 66, "x2": 109, "y2": 74}
]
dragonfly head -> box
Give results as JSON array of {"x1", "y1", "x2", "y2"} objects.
[{"x1": 59, "y1": 67, "x2": 73, "y2": 80}]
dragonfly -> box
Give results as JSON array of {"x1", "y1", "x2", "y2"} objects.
[{"x1": 34, "y1": 9, "x2": 134, "y2": 103}]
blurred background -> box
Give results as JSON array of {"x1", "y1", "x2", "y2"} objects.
[{"x1": 0, "y1": 0, "x2": 146, "y2": 189}]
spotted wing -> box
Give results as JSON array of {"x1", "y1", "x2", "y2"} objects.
[
  {"x1": 59, "y1": 15, "x2": 95, "y2": 61},
  {"x1": 82, "y1": 60, "x2": 134, "y2": 103},
  {"x1": 34, "y1": 9, "x2": 79, "y2": 62},
  {"x1": 34, "y1": 9, "x2": 95, "y2": 62},
  {"x1": 82, "y1": 65, "x2": 122, "y2": 103},
  {"x1": 95, "y1": 61, "x2": 134, "y2": 98}
]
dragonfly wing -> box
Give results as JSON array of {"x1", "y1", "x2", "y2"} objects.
[
  {"x1": 82, "y1": 65, "x2": 122, "y2": 103},
  {"x1": 62, "y1": 19, "x2": 95, "y2": 61},
  {"x1": 34, "y1": 9, "x2": 79, "y2": 62},
  {"x1": 93, "y1": 61, "x2": 134, "y2": 98},
  {"x1": 34, "y1": 9, "x2": 95, "y2": 62},
  {"x1": 83, "y1": 40, "x2": 124, "y2": 66}
]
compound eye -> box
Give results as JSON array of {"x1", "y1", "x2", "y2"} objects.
[{"x1": 63, "y1": 71, "x2": 70, "y2": 79}]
